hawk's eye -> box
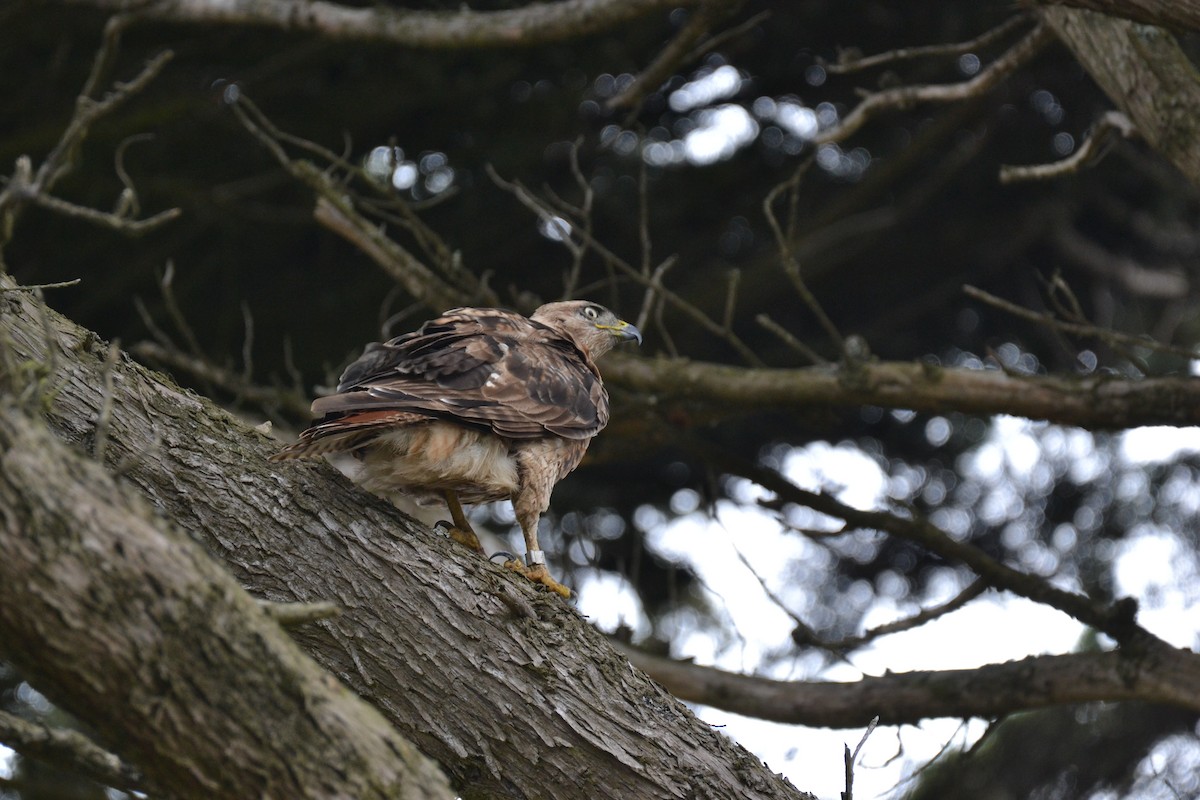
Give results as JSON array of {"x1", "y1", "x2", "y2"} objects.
[{"x1": 583, "y1": 306, "x2": 600, "y2": 320}]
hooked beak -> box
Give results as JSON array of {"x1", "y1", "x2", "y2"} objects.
[{"x1": 600, "y1": 319, "x2": 642, "y2": 345}]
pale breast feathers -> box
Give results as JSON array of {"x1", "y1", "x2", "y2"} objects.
[{"x1": 311, "y1": 307, "x2": 610, "y2": 440}]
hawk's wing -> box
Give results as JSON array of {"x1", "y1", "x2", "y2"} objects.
[{"x1": 311, "y1": 307, "x2": 609, "y2": 441}]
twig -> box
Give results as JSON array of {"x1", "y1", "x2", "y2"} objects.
[
  {"x1": 231, "y1": 96, "x2": 483, "y2": 311},
  {"x1": 0, "y1": 30, "x2": 176, "y2": 250},
  {"x1": 755, "y1": 313, "x2": 826, "y2": 365},
  {"x1": 157, "y1": 261, "x2": 208, "y2": 361},
  {"x1": 25, "y1": 191, "x2": 180, "y2": 235},
  {"x1": 963, "y1": 284, "x2": 1199, "y2": 361},
  {"x1": 692, "y1": 439, "x2": 1147, "y2": 644},
  {"x1": 763, "y1": 161, "x2": 847, "y2": 357},
  {"x1": 823, "y1": 578, "x2": 988, "y2": 652},
  {"x1": 1000, "y1": 111, "x2": 1137, "y2": 183},
  {"x1": 842, "y1": 717, "x2": 879, "y2": 800},
  {"x1": 816, "y1": 23, "x2": 1053, "y2": 146},
  {"x1": 824, "y1": 15, "x2": 1030, "y2": 74},
  {"x1": 131, "y1": 340, "x2": 313, "y2": 422},
  {"x1": 112, "y1": 132, "x2": 157, "y2": 217},
  {"x1": 257, "y1": 599, "x2": 342, "y2": 625},
  {"x1": 607, "y1": 0, "x2": 747, "y2": 112},
  {"x1": 0, "y1": 278, "x2": 82, "y2": 292},
  {"x1": 489, "y1": 165, "x2": 765, "y2": 364}
]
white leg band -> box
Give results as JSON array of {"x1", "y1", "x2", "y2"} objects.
[{"x1": 526, "y1": 549, "x2": 547, "y2": 565}]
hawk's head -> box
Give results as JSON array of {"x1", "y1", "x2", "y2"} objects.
[{"x1": 532, "y1": 300, "x2": 642, "y2": 359}]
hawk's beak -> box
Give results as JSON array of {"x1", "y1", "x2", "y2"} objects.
[{"x1": 601, "y1": 320, "x2": 642, "y2": 345}]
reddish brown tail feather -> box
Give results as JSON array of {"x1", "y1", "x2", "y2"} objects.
[{"x1": 268, "y1": 410, "x2": 428, "y2": 461}]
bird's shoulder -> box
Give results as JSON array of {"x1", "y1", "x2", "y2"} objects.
[
  {"x1": 323, "y1": 307, "x2": 607, "y2": 439},
  {"x1": 337, "y1": 307, "x2": 574, "y2": 391}
]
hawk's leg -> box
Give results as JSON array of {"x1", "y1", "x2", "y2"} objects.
[
  {"x1": 504, "y1": 497, "x2": 571, "y2": 599},
  {"x1": 442, "y1": 490, "x2": 485, "y2": 553}
]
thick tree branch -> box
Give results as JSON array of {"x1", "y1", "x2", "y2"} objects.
[
  {"x1": 618, "y1": 646, "x2": 1200, "y2": 727},
  {"x1": 0, "y1": 276, "x2": 811, "y2": 799},
  {"x1": 1041, "y1": 7, "x2": 1200, "y2": 186},
  {"x1": 61, "y1": 0, "x2": 702, "y2": 48},
  {"x1": 601, "y1": 352, "x2": 1200, "y2": 430},
  {"x1": 0, "y1": 402, "x2": 454, "y2": 800}
]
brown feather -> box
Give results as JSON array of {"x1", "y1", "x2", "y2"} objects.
[{"x1": 272, "y1": 300, "x2": 640, "y2": 574}]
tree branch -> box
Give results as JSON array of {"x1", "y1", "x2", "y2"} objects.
[
  {"x1": 61, "y1": 0, "x2": 696, "y2": 48},
  {"x1": 617, "y1": 646, "x2": 1200, "y2": 727},
  {"x1": 0, "y1": 275, "x2": 812, "y2": 799},
  {"x1": 815, "y1": 23, "x2": 1054, "y2": 146},
  {"x1": 600, "y1": 351, "x2": 1200, "y2": 431}
]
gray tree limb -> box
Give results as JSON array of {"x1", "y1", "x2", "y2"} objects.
[
  {"x1": 600, "y1": 351, "x2": 1200, "y2": 431},
  {"x1": 619, "y1": 645, "x2": 1200, "y2": 727}
]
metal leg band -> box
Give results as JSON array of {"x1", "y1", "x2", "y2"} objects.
[{"x1": 526, "y1": 549, "x2": 547, "y2": 565}]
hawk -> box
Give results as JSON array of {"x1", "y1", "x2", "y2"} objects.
[{"x1": 272, "y1": 300, "x2": 641, "y2": 597}]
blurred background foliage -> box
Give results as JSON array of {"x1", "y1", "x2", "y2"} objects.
[{"x1": 2, "y1": 0, "x2": 1199, "y2": 797}]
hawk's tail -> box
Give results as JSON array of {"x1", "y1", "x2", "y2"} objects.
[{"x1": 268, "y1": 410, "x2": 430, "y2": 462}]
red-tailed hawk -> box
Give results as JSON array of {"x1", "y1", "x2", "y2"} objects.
[{"x1": 272, "y1": 301, "x2": 641, "y2": 597}]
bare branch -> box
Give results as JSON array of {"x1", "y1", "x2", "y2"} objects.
[
  {"x1": 488, "y1": 165, "x2": 768, "y2": 364},
  {"x1": 258, "y1": 599, "x2": 342, "y2": 625},
  {"x1": 1000, "y1": 111, "x2": 1137, "y2": 183},
  {"x1": 231, "y1": 96, "x2": 490, "y2": 312},
  {"x1": 63, "y1": 0, "x2": 698, "y2": 48},
  {"x1": 755, "y1": 314, "x2": 826, "y2": 365},
  {"x1": 963, "y1": 284, "x2": 1195, "y2": 358},
  {"x1": 616, "y1": 645, "x2": 1200, "y2": 727},
  {"x1": 816, "y1": 23, "x2": 1054, "y2": 146},
  {"x1": 763, "y1": 162, "x2": 846, "y2": 357},
  {"x1": 24, "y1": 191, "x2": 180, "y2": 235},
  {"x1": 601, "y1": 343, "x2": 1200, "y2": 429},
  {"x1": 816, "y1": 578, "x2": 989, "y2": 653},
  {"x1": 704, "y1": 444, "x2": 1143, "y2": 642},
  {"x1": 824, "y1": 14, "x2": 1031, "y2": 74},
  {"x1": 1050, "y1": 223, "x2": 1188, "y2": 300},
  {"x1": 0, "y1": 35, "x2": 177, "y2": 250},
  {"x1": 130, "y1": 340, "x2": 312, "y2": 421},
  {"x1": 842, "y1": 717, "x2": 878, "y2": 800},
  {"x1": 607, "y1": 0, "x2": 748, "y2": 111}
]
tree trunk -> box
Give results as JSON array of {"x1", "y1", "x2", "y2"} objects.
[{"x1": 0, "y1": 277, "x2": 812, "y2": 799}]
